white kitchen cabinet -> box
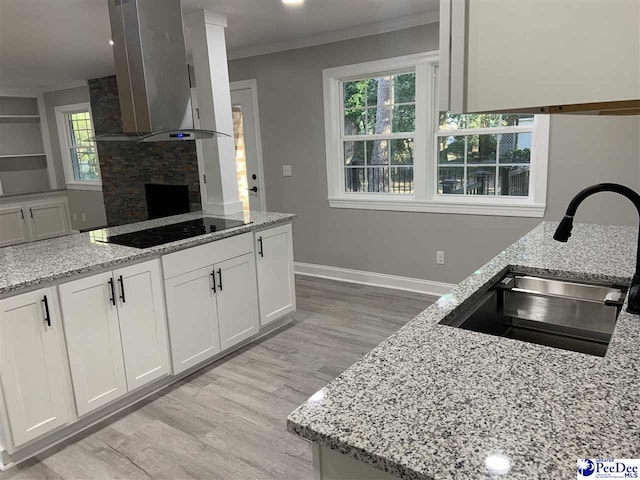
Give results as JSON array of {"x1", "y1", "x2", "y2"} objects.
[
  {"x1": 59, "y1": 259, "x2": 170, "y2": 416},
  {"x1": 114, "y1": 261, "x2": 171, "y2": 391},
  {"x1": 165, "y1": 266, "x2": 221, "y2": 374},
  {"x1": 440, "y1": 0, "x2": 640, "y2": 114},
  {"x1": 0, "y1": 288, "x2": 70, "y2": 447},
  {"x1": 25, "y1": 201, "x2": 70, "y2": 242},
  {"x1": 0, "y1": 193, "x2": 71, "y2": 247},
  {"x1": 162, "y1": 232, "x2": 261, "y2": 372},
  {"x1": 216, "y1": 253, "x2": 259, "y2": 351},
  {"x1": 58, "y1": 272, "x2": 128, "y2": 416},
  {"x1": 0, "y1": 205, "x2": 29, "y2": 247},
  {"x1": 255, "y1": 224, "x2": 296, "y2": 327}
]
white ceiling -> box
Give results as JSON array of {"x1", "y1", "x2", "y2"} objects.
[{"x1": 0, "y1": 0, "x2": 438, "y2": 89}]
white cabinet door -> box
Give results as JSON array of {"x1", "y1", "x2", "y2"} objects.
[
  {"x1": 256, "y1": 224, "x2": 296, "y2": 326},
  {"x1": 115, "y1": 260, "x2": 171, "y2": 391},
  {"x1": 215, "y1": 253, "x2": 259, "y2": 351},
  {"x1": 441, "y1": 0, "x2": 640, "y2": 113},
  {"x1": 0, "y1": 206, "x2": 29, "y2": 247},
  {"x1": 58, "y1": 272, "x2": 127, "y2": 416},
  {"x1": 26, "y1": 202, "x2": 70, "y2": 241},
  {"x1": 0, "y1": 288, "x2": 70, "y2": 447},
  {"x1": 165, "y1": 266, "x2": 221, "y2": 374}
]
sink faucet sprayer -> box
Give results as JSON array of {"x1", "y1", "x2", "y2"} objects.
[{"x1": 553, "y1": 183, "x2": 640, "y2": 314}]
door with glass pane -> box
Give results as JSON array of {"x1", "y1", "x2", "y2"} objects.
[{"x1": 230, "y1": 81, "x2": 265, "y2": 211}]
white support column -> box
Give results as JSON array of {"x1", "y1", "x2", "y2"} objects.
[{"x1": 185, "y1": 10, "x2": 243, "y2": 216}]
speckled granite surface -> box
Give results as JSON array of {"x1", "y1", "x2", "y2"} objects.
[
  {"x1": 0, "y1": 210, "x2": 295, "y2": 296},
  {"x1": 287, "y1": 222, "x2": 640, "y2": 480},
  {"x1": 0, "y1": 188, "x2": 67, "y2": 201}
]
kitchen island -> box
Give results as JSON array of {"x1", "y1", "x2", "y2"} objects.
[
  {"x1": 0, "y1": 210, "x2": 296, "y2": 468},
  {"x1": 287, "y1": 222, "x2": 640, "y2": 480}
]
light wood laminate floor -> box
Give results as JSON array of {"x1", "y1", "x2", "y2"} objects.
[{"x1": 1, "y1": 276, "x2": 430, "y2": 480}]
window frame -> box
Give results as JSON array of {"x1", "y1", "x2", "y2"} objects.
[
  {"x1": 55, "y1": 102, "x2": 102, "y2": 191},
  {"x1": 324, "y1": 53, "x2": 434, "y2": 204},
  {"x1": 323, "y1": 52, "x2": 550, "y2": 218},
  {"x1": 341, "y1": 69, "x2": 417, "y2": 195}
]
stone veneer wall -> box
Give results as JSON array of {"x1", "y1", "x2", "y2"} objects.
[{"x1": 89, "y1": 76, "x2": 201, "y2": 226}]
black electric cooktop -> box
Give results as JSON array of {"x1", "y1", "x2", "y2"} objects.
[{"x1": 98, "y1": 217, "x2": 250, "y2": 249}]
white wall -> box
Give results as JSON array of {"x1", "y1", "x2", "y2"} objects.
[{"x1": 229, "y1": 24, "x2": 640, "y2": 284}]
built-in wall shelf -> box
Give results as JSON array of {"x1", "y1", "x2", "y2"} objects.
[
  {"x1": 0, "y1": 115, "x2": 40, "y2": 124},
  {"x1": 0, "y1": 153, "x2": 46, "y2": 159},
  {"x1": 0, "y1": 96, "x2": 50, "y2": 194}
]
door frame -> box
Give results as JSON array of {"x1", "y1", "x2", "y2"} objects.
[{"x1": 230, "y1": 79, "x2": 267, "y2": 211}]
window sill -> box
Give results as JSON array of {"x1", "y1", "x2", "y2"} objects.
[
  {"x1": 327, "y1": 197, "x2": 546, "y2": 217},
  {"x1": 65, "y1": 182, "x2": 102, "y2": 192}
]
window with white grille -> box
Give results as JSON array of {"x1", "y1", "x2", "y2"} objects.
[
  {"x1": 55, "y1": 103, "x2": 101, "y2": 189},
  {"x1": 323, "y1": 53, "x2": 550, "y2": 217}
]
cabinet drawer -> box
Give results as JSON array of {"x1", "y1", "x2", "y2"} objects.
[{"x1": 162, "y1": 233, "x2": 253, "y2": 279}]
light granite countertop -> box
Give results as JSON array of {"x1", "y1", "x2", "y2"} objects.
[
  {"x1": 287, "y1": 222, "x2": 640, "y2": 480},
  {"x1": 0, "y1": 188, "x2": 67, "y2": 201},
  {"x1": 0, "y1": 210, "x2": 295, "y2": 296}
]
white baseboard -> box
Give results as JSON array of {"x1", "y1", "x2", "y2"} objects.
[{"x1": 294, "y1": 262, "x2": 454, "y2": 298}]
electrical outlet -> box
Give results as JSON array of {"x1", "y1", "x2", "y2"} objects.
[
  {"x1": 81, "y1": 213, "x2": 86, "y2": 222},
  {"x1": 282, "y1": 165, "x2": 292, "y2": 177},
  {"x1": 436, "y1": 251, "x2": 445, "y2": 265}
]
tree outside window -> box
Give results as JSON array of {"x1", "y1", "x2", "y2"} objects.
[
  {"x1": 65, "y1": 110, "x2": 100, "y2": 182},
  {"x1": 437, "y1": 113, "x2": 534, "y2": 197},
  {"x1": 342, "y1": 72, "x2": 415, "y2": 194}
]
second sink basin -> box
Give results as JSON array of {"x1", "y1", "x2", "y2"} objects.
[{"x1": 440, "y1": 274, "x2": 627, "y2": 357}]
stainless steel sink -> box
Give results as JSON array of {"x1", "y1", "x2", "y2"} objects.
[{"x1": 439, "y1": 274, "x2": 627, "y2": 357}]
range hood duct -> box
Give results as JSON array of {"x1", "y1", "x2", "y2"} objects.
[{"x1": 95, "y1": 0, "x2": 227, "y2": 142}]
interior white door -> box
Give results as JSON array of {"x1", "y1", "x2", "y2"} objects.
[
  {"x1": 215, "y1": 253, "x2": 260, "y2": 351},
  {"x1": 231, "y1": 83, "x2": 265, "y2": 211},
  {"x1": 165, "y1": 265, "x2": 221, "y2": 374},
  {"x1": 0, "y1": 205, "x2": 29, "y2": 247},
  {"x1": 26, "y1": 202, "x2": 69, "y2": 241},
  {"x1": 58, "y1": 272, "x2": 128, "y2": 416},
  {"x1": 115, "y1": 260, "x2": 171, "y2": 391},
  {"x1": 0, "y1": 288, "x2": 70, "y2": 447},
  {"x1": 255, "y1": 224, "x2": 296, "y2": 326}
]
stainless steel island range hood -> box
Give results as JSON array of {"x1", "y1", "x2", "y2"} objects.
[{"x1": 95, "y1": 0, "x2": 227, "y2": 142}]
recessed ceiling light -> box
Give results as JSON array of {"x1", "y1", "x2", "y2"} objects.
[
  {"x1": 282, "y1": 0, "x2": 304, "y2": 6},
  {"x1": 109, "y1": 39, "x2": 115, "y2": 46}
]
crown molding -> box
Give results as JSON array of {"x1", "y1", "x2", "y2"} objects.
[
  {"x1": 0, "y1": 80, "x2": 89, "y2": 97},
  {"x1": 227, "y1": 10, "x2": 439, "y2": 60},
  {"x1": 40, "y1": 80, "x2": 89, "y2": 94}
]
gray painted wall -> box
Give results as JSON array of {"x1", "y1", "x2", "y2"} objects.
[
  {"x1": 228, "y1": 24, "x2": 640, "y2": 284},
  {"x1": 67, "y1": 189, "x2": 107, "y2": 230},
  {"x1": 0, "y1": 156, "x2": 49, "y2": 194},
  {"x1": 43, "y1": 85, "x2": 108, "y2": 230}
]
